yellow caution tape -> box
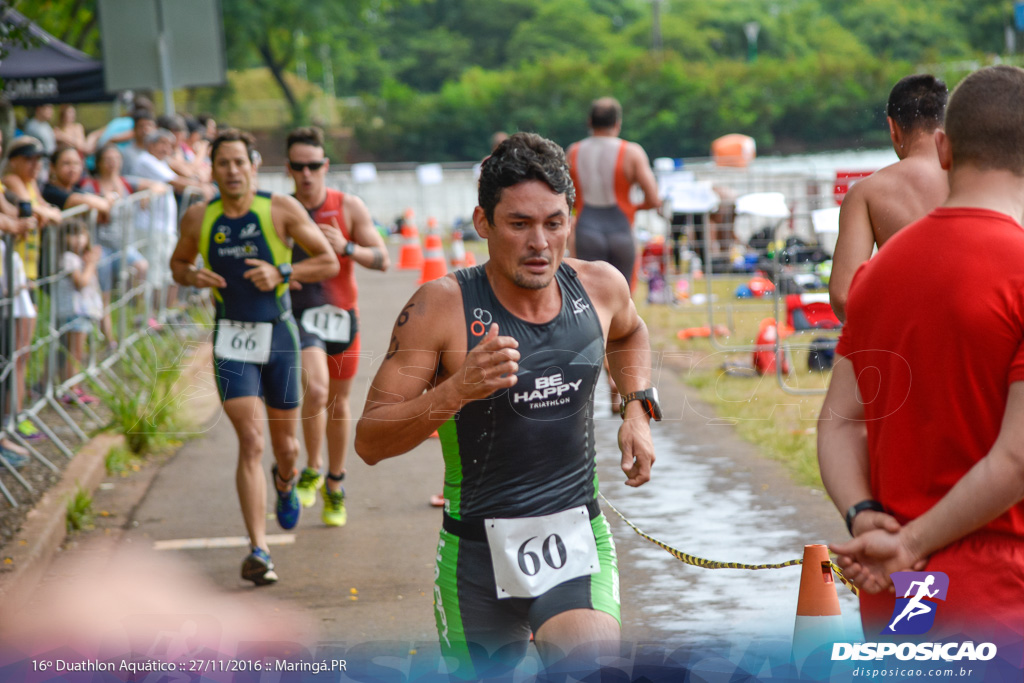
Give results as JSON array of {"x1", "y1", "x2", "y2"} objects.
[{"x1": 599, "y1": 493, "x2": 859, "y2": 596}]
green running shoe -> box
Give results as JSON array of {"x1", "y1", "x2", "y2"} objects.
[
  {"x1": 295, "y1": 467, "x2": 323, "y2": 508},
  {"x1": 321, "y1": 484, "x2": 347, "y2": 527}
]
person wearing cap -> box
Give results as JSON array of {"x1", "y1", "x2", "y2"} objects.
[
  {"x1": 0, "y1": 128, "x2": 39, "y2": 460},
  {"x1": 23, "y1": 104, "x2": 56, "y2": 178},
  {"x1": 2, "y1": 135, "x2": 63, "y2": 439}
]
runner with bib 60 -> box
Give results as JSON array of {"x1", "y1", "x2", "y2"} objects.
[{"x1": 355, "y1": 132, "x2": 659, "y2": 678}]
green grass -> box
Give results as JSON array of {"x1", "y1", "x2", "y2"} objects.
[
  {"x1": 65, "y1": 485, "x2": 94, "y2": 534},
  {"x1": 91, "y1": 330, "x2": 193, "y2": 455},
  {"x1": 637, "y1": 273, "x2": 837, "y2": 489},
  {"x1": 104, "y1": 444, "x2": 140, "y2": 476}
]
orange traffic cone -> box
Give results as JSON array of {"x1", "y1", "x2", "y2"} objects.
[
  {"x1": 419, "y1": 233, "x2": 448, "y2": 284},
  {"x1": 464, "y1": 250, "x2": 477, "y2": 267},
  {"x1": 398, "y1": 220, "x2": 424, "y2": 271},
  {"x1": 792, "y1": 544, "x2": 845, "y2": 664},
  {"x1": 450, "y1": 230, "x2": 466, "y2": 269},
  {"x1": 426, "y1": 216, "x2": 439, "y2": 233}
]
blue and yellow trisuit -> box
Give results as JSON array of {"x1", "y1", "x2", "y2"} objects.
[{"x1": 200, "y1": 191, "x2": 300, "y2": 409}]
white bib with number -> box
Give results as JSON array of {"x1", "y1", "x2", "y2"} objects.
[
  {"x1": 214, "y1": 320, "x2": 273, "y2": 364},
  {"x1": 300, "y1": 305, "x2": 352, "y2": 343},
  {"x1": 484, "y1": 505, "x2": 599, "y2": 599}
]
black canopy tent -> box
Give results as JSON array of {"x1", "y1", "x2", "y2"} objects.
[{"x1": 0, "y1": 7, "x2": 114, "y2": 106}]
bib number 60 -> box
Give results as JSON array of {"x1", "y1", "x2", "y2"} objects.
[{"x1": 517, "y1": 534, "x2": 568, "y2": 576}]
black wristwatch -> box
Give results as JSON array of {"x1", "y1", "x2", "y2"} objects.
[
  {"x1": 620, "y1": 387, "x2": 662, "y2": 421},
  {"x1": 277, "y1": 262, "x2": 293, "y2": 284},
  {"x1": 845, "y1": 499, "x2": 884, "y2": 535},
  {"x1": 343, "y1": 241, "x2": 356, "y2": 257}
]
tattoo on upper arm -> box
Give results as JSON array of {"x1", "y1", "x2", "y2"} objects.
[
  {"x1": 397, "y1": 303, "x2": 414, "y2": 327},
  {"x1": 385, "y1": 334, "x2": 399, "y2": 360},
  {"x1": 370, "y1": 247, "x2": 385, "y2": 270}
]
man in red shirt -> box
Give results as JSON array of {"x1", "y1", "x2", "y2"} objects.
[
  {"x1": 286, "y1": 127, "x2": 390, "y2": 526},
  {"x1": 819, "y1": 65, "x2": 1024, "y2": 641}
]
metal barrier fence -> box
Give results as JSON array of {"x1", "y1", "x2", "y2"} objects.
[
  {"x1": 676, "y1": 179, "x2": 841, "y2": 397},
  {"x1": 0, "y1": 187, "x2": 191, "y2": 507}
]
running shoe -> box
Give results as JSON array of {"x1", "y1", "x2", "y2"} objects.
[
  {"x1": 16, "y1": 420, "x2": 43, "y2": 441},
  {"x1": 321, "y1": 484, "x2": 347, "y2": 527},
  {"x1": 272, "y1": 464, "x2": 301, "y2": 530},
  {"x1": 295, "y1": 467, "x2": 323, "y2": 508},
  {"x1": 241, "y1": 546, "x2": 278, "y2": 586},
  {"x1": 61, "y1": 387, "x2": 99, "y2": 405}
]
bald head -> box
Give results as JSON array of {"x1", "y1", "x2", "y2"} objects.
[{"x1": 589, "y1": 97, "x2": 622, "y2": 130}]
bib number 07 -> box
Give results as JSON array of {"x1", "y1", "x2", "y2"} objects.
[{"x1": 485, "y1": 505, "x2": 599, "y2": 599}]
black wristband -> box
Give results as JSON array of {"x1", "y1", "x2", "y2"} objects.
[{"x1": 845, "y1": 499, "x2": 885, "y2": 535}]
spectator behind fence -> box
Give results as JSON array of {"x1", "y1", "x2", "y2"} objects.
[
  {"x1": 91, "y1": 95, "x2": 155, "y2": 161},
  {"x1": 156, "y1": 113, "x2": 206, "y2": 183},
  {"x1": 44, "y1": 144, "x2": 122, "y2": 346},
  {"x1": 53, "y1": 104, "x2": 89, "y2": 156},
  {"x1": 133, "y1": 129, "x2": 213, "y2": 313},
  {"x1": 184, "y1": 115, "x2": 212, "y2": 179},
  {"x1": 55, "y1": 219, "x2": 102, "y2": 405},
  {"x1": 23, "y1": 104, "x2": 56, "y2": 179},
  {"x1": 120, "y1": 108, "x2": 156, "y2": 177},
  {"x1": 79, "y1": 143, "x2": 157, "y2": 347},
  {"x1": 43, "y1": 145, "x2": 113, "y2": 223},
  {"x1": 2, "y1": 136, "x2": 63, "y2": 441},
  {"x1": 0, "y1": 128, "x2": 36, "y2": 464}
]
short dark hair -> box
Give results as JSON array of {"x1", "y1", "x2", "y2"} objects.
[
  {"x1": 945, "y1": 65, "x2": 1024, "y2": 174},
  {"x1": 286, "y1": 126, "x2": 325, "y2": 153},
  {"x1": 50, "y1": 142, "x2": 79, "y2": 166},
  {"x1": 478, "y1": 132, "x2": 575, "y2": 224},
  {"x1": 132, "y1": 108, "x2": 155, "y2": 124},
  {"x1": 589, "y1": 97, "x2": 622, "y2": 130},
  {"x1": 886, "y1": 74, "x2": 947, "y2": 134},
  {"x1": 156, "y1": 113, "x2": 186, "y2": 133},
  {"x1": 210, "y1": 128, "x2": 257, "y2": 165}
]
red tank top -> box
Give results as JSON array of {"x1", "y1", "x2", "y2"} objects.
[{"x1": 292, "y1": 188, "x2": 357, "y2": 311}]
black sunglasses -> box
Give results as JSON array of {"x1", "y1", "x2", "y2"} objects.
[{"x1": 288, "y1": 160, "x2": 325, "y2": 172}]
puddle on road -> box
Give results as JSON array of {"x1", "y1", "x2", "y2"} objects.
[{"x1": 591, "y1": 399, "x2": 863, "y2": 650}]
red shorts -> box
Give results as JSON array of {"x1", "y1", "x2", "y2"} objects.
[
  {"x1": 325, "y1": 332, "x2": 361, "y2": 381},
  {"x1": 859, "y1": 531, "x2": 1024, "y2": 645}
]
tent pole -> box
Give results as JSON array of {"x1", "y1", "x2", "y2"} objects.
[{"x1": 155, "y1": 0, "x2": 174, "y2": 116}]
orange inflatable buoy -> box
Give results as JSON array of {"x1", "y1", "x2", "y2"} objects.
[
  {"x1": 753, "y1": 317, "x2": 790, "y2": 375},
  {"x1": 711, "y1": 134, "x2": 756, "y2": 168}
]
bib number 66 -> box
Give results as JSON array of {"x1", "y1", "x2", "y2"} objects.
[
  {"x1": 230, "y1": 333, "x2": 259, "y2": 351},
  {"x1": 517, "y1": 534, "x2": 568, "y2": 576}
]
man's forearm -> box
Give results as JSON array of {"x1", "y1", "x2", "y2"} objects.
[
  {"x1": 606, "y1": 320, "x2": 652, "y2": 396},
  {"x1": 903, "y1": 443, "x2": 1024, "y2": 560},
  {"x1": 170, "y1": 259, "x2": 196, "y2": 286},
  {"x1": 355, "y1": 379, "x2": 463, "y2": 464},
  {"x1": 292, "y1": 252, "x2": 340, "y2": 283},
  {"x1": 817, "y1": 416, "x2": 871, "y2": 515}
]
